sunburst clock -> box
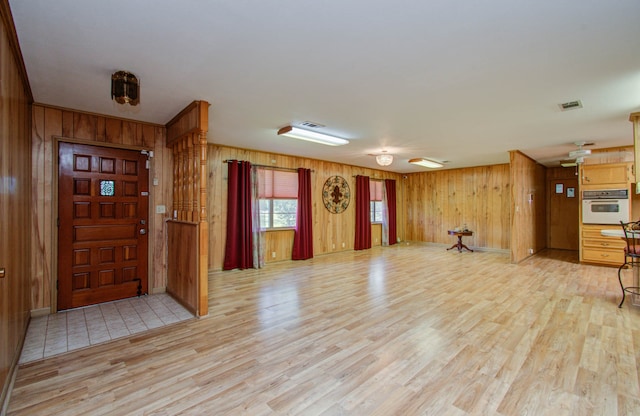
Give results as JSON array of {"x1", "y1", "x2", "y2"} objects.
[{"x1": 322, "y1": 175, "x2": 350, "y2": 214}]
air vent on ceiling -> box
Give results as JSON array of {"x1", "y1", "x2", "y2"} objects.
[
  {"x1": 559, "y1": 100, "x2": 583, "y2": 111},
  {"x1": 301, "y1": 121, "x2": 326, "y2": 128}
]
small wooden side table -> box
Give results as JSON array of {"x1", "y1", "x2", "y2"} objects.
[{"x1": 447, "y1": 230, "x2": 474, "y2": 252}]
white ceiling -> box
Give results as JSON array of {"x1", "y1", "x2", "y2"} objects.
[{"x1": 9, "y1": 0, "x2": 640, "y2": 173}]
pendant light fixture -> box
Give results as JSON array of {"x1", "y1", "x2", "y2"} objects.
[
  {"x1": 111, "y1": 71, "x2": 140, "y2": 106},
  {"x1": 375, "y1": 152, "x2": 393, "y2": 166}
]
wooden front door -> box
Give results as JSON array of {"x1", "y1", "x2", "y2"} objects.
[{"x1": 58, "y1": 142, "x2": 149, "y2": 310}]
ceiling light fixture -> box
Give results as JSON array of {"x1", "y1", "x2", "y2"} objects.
[
  {"x1": 375, "y1": 153, "x2": 393, "y2": 166},
  {"x1": 409, "y1": 158, "x2": 444, "y2": 169},
  {"x1": 111, "y1": 70, "x2": 140, "y2": 106},
  {"x1": 277, "y1": 126, "x2": 349, "y2": 146}
]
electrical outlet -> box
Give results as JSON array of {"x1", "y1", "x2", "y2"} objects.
[
  {"x1": 156, "y1": 205, "x2": 166, "y2": 214},
  {"x1": 529, "y1": 248, "x2": 533, "y2": 254},
  {"x1": 271, "y1": 252, "x2": 276, "y2": 258},
  {"x1": 332, "y1": 243, "x2": 335, "y2": 249},
  {"x1": 342, "y1": 242, "x2": 345, "y2": 248}
]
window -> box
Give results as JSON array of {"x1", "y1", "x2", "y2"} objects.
[
  {"x1": 258, "y1": 169, "x2": 298, "y2": 229},
  {"x1": 370, "y1": 180, "x2": 383, "y2": 223}
]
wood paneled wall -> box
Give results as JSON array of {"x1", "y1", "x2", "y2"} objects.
[
  {"x1": 166, "y1": 221, "x2": 198, "y2": 315},
  {"x1": 30, "y1": 104, "x2": 171, "y2": 312},
  {"x1": 0, "y1": 0, "x2": 32, "y2": 408},
  {"x1": 510, "y1": 151, "x2": 547, "y2": 263},
  {"x1": 403, "y1": 164, "x2": 511, "y2": 250},
  {"x1": 207, "y1": 145, "x2": 403, "y2": 270},
  {"x1": 165, "y1": 101, "x2": 209, "y2": 317}
]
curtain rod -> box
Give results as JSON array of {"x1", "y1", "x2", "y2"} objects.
[
  {"x1": 352, "y1": 176, "x2": 385, "y2": 181},
  {"x1": 223, "y1": 160, "x2": 313, "y2": 173}
]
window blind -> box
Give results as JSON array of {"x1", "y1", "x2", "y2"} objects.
[
  {"x1": 370, "y1": 180, "x2": 383, "y2": 201},
  {"x1": 258, "y1": 168, "x2": 298, "y2": 198}
]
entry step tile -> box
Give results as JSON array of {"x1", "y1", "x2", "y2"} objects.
[{"x1": 19, "y1": 293, "x2": 194, "y2": 364}]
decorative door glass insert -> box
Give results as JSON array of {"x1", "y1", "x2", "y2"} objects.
[{"x1": 100, "y1": 180, "x2": 115, "y2": 196}]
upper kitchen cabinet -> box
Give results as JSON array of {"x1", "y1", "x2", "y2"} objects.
[{"x1": 580, "y1": 162, "x2": 632, "y2": 187}]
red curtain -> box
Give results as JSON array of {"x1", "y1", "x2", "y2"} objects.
[
  {"x1": 223, "y1": 160, "x2": 254, "y2": 270},
  {"x1": 354, "y1": 175, "x2": 371, "y2": 250},
  {"x1": 292, "y1": 168, "x2": 313, "y2": 260},
  {"x1": 385, "y1": 179, "x2": 397, "y2": 245}
]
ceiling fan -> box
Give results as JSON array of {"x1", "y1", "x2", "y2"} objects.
[{"x1": 560, "y1": 141, "x2": 594, "y2": 167}]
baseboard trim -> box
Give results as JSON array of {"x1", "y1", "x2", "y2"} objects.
[
  {"x1": 151, "y1": 286, "x2": 166, "y2": 294},
  {"x1": 30, "y1": 307, "x2": 51, "y2": 318}
]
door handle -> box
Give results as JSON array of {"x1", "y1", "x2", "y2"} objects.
[
  {"x1": 0, "y1": 268, "x2": 5, "y2": 278},
  {"x1": 138, "y1": 219, "x2": 147, "y2": 235}
]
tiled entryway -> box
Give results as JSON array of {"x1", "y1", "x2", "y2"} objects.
[{"x1": 19, "y1": 293, "x2": 194, "y2": 364}]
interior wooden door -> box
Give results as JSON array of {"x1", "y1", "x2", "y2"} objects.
[
  {"x1": 548, "y1": 177, "x2": 579, "y2": 250},
  {"x1": 58, "y1": 142, "x2": 149, "y2": 310}
]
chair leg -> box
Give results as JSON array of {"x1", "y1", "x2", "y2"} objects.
[{"x1": 618, "y1": 262, "x2": 627, "y2": 308}]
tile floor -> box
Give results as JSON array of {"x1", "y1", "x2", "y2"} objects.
[{"x1": 20, "y1": 293, "x2": 194, "y2": 364}]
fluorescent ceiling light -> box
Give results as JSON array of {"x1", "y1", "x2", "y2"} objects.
[
  {"x1": 409, "y1": 158, "x2": 444, "y2": 168},
  {"x1": 277, "y1": 126, "x2": 349, "y2": 146}
]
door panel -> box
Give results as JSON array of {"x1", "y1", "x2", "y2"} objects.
[
  {"x1": 58, "y1": 142, "x2": 149, "y2": 310},
  {"x1": 549, "y1": 178, "x2": 579, "y2": 250}
]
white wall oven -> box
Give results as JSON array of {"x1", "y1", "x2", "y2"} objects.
[{"x1": 582, "y1": 189, "x2": 630, "y2": 225}]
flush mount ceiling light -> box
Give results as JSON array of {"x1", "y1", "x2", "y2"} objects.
[
  {"x1": 375, "y1": 152, "x2": 393, "y2": 166},
  {"x1": 111, "y1": 71, "x2": 140, "y2": 106},
  {"x1": 409, "y1": 158, "x2": 444, "y2": 169},
  {"x1": 277, "y1": 126, "x2": 349, "y2": 146}
]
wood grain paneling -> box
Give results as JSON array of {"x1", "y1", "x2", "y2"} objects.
[
  {"x1": 266, "y1": 230, "x2": 295, "y2": 263},
  {"x1": 150, "y1": 127, "x2": 173, "y2": 291},
  {"x1": 30, "y1": 105, "x2": 169, "y2": 313},
  {"x1": 0, "y1": 0, "x2": 32, "y2": 408},
  {"x1": 166, "y1": 221, "x2": 198, "y2": 314},
  {"x1": 165, "y1": 101, "x2": 209, "y2": 317},
  {"x1": 510, "y1": 151, "x2": 546, "y2": 263},
  {"x1": 207, "y1": 145, "x2": 404, "y2": 270},
  {"x1": 632, "y1": 192, "x2": 640, "y2": 221},
  {"x1": 583, "y1": 145, "x2": 634, "y2": 165},
  {"x1": 166, "y1": 101, "x2": 204, "y2": 145},
  {"x1": 403, "y1": 164, "x2": 511, "y2": 251}
]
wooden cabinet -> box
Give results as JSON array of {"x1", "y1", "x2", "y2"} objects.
[
  {"x1": 581, "y1": 224, "x2": 625, "y2": 266},
  {"x1": 581, "y1": 162, "x2": 631, "y2": 186},
  {"x1": 631, "y1": 112, "x2": 640, "y2": 184},
  {"x1": 579, "y1": 158, "x2": 634, "y2": 266}
]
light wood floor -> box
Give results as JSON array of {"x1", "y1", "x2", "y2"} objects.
[{"x1": 7, "y1": 244, "x2": 640, "y2": 415}]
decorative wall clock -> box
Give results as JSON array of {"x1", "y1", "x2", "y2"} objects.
[{"x1": 322, "y1": 175, "x2": 350, "y2": 214}]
